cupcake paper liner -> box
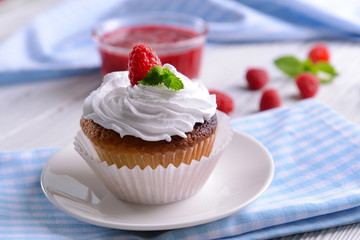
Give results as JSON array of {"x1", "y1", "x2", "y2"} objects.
[{"x1": 74, "y1": 111, "x2": 233, "y2": 205}]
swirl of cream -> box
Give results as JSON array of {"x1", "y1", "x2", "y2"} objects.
[{"x1": 83, "y1": 64, "x2": 217, "y2": 142}]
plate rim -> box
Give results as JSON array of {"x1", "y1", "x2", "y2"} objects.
[{"x1": 40, "y1": 130, "x2": 274, "y2": 231}]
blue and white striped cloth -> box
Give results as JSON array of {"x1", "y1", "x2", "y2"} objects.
[
  {"x1": 2, "y1": 99, "x2": 360, "y2": 239},
  {"x1": 2, "y1": 0, "x2": 360, "y2": 83}
]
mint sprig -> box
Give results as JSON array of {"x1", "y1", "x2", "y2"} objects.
[
  {"x1": 139, "y1": 66, "x2": 184, "y2": 90},
  {"x1": 274, "y1": 56, "x2": 338, "y2": 83}
]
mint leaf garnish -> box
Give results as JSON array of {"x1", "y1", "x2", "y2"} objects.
[
  {"x1": 139, "y1": 66, "x2": 163, "y2": 86},
  {"x1": 314, "y1": 61, "x2": 337, "y2": 75},
  {"x1": 274, "y1": 56, "x2": 304, "y2": 77},
  {"x1": 162, "y1": 68, "x2": 184, "y2": 90},
  {"x1": 302, "y1": 58, "x2": 314, "y2": 73},
  {"x1": 274, "y1": 56, "x2": 338, "y2": 83},
  {"x1": 312, "y1": 61, "x2": 338, "y2": 83},
  {"x1": 139, "y1": 66, "x2": 184, "y2": 90}
]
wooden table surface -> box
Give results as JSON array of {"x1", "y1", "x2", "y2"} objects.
[{"x1": 2, "y1": 0, "x2": 360, "y2": 239}]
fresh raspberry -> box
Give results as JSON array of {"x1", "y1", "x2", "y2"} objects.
[
  {"x1": 260, "y1": 88, "x2": 281, "y2": 111},
  {"x1": 128, "y1": 43, "x2": 162, "y2": 86},
  {"x1": 308, "y1": 44, "x2": 330, "y2": 63},
  {"x1": 209, "y1": 89, "x2": 234, "y2": 114},
  {"x1": 245, "y1": 68, "x2": 269, "y2": 90},
  {"x1": 295, "y1": 73, "x2": 320, "y2": 98}
]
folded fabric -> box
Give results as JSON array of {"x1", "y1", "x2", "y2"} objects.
[
  {"x1": 2, "y1": 99, "x2": 360, "y2": 239},
  {"x1": 238, "y1": 0, "x2": 360, "y2": 38},
  {"x1": 2, "y1": 0, "x2": 360, "y2": 83}
]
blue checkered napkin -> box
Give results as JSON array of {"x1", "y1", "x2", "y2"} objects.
[
  {"x1": 152, "y1": 99, "x2": 360, "y2": 239},
  {"x1": 0, "y1": 148, "x2": 122, "y2": 239},
  {"x1": 215, "y1": 99, "x2": 360, "y2": 239},
  {"x1": 1, "y1": 99, "x2": 360, "y2": 239}
]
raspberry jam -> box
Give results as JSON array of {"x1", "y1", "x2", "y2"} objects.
[{"x1": 97, "y1": 25, "x2": 205, "y2": 79}]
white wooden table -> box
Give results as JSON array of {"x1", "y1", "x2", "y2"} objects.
[{"x1": 1, "y1": 0, "x2": 360, "y2": 239}]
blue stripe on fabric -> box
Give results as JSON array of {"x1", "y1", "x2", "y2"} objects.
[
  {"x1": 245, "y1": 106, "x2": 359, "y2": 203},
  {"x1": 0, "y1": 198, "x2": 49, "y2": 205},
  {"x1": 269, "y1": 122, "x2": 355, "y2": 162},
  {"x1": 232, "y1": 205, "x2": 360, "y2": 240},
  {"x1": 1, "y1": 172, "x2": 46, "y2": 182},
  {"x1": 260, "y1": 115, "x2": 347, "y2": 150},
  {"x1": 232, "y1": 102, "x2": 328, "y2": 137},
  {"x1": 1, "y1": 165, "x2": 45, "y2": 175},
  {"x1": 0, "y1": 69, "x2": 98, "y2": 85}
]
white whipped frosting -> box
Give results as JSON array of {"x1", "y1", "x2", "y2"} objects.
[{"x1": 83, "y1": 64, "x2": 217, "y2": 142}]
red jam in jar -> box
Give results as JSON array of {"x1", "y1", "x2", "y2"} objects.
[{"x1": 97, "y1": 25, "x2": 206, "y2": 79}]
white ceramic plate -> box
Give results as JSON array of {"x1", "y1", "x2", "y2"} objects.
[{"x1": 41, "y1": 131, "x2": 274, "y2": 231}]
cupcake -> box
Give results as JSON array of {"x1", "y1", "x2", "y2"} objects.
[{"x1": 74, "y1": 44, "x2": 232, "y2": 204}]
